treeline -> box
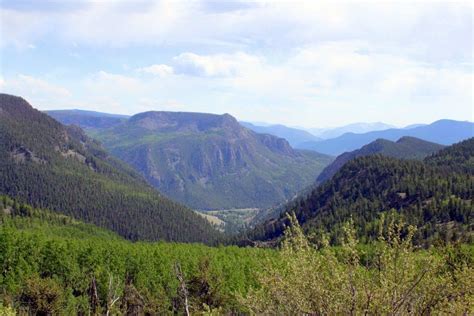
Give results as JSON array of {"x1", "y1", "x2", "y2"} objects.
[
  {"x1": 245, "y1": 138, "x2": 474, "y2": 246},
  {"x1": 0, "y1": 94, "x2": 221, "y2": 244},
  {"x1": 1, "y1": 198, "x2": 472, "y2": 314}
]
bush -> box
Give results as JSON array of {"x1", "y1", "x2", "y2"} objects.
[{"x1": 240, "y1": 213, "x2": 474, "y2": 314}]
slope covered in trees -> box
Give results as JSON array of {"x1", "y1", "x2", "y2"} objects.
[
  {"x1": 1, "y1": 196, "x2": 472, "y2": 314},
  {"x1": 245, "y1": 138, "x2": 474, "y2": 246},
  {"x1": 317, "y1": 136, "x2": 444, "y2": 183},
  {"x1": 0, "y1": 94, "x2": 221, "y2": 243},
  {"x1": 85, "y1": 111, "x2": 332, "y2": 210},
  {"x1": 0, "y1": 196, "x2": 269, "y2": 314}
]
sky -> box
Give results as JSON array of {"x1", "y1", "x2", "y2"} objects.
[{"x1": 0, "y1": 0, "x2": 472, "y2": 128}]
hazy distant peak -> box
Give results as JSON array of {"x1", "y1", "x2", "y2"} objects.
[
  {"x1": 46, "y1": 109, "x2": 130, "y2": 119},
  {"x1": 309, "y1": 122, "x2": 396, "y2": 139}
]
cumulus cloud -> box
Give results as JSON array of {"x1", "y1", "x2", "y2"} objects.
[
  {"x1": 2, "y1": 0, "x2": 471, "y2": 63},
  {"x1": 138, "y1": 64, "x2": 174, "y2": 77},
  {"x1": 137, "y1": 52, "x2": 263, "y2": 78},
  {"x1": 86, "y1": 71, "x2": 142, "y2": 92},
  {"x1": 1, "y1": 0, "x2": 472, "y2": 126},
  {"x1": 2, "y1": 74, "x2": 71, "y2": 98},
  {"x1": 172, "y1": 52, "x2": 262, "y2": 77}
]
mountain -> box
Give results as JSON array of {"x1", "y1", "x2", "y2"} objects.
[
  {"x1": 88, "y1": 111, "x2": 333, "y2": 210},
  {"x1": 308, "y1": 122, "x2": 396, "y2": 139},
  {"x1": 316, "y1": 136, "x2": 445, "y2": 183},
  {"x1": 244, "y1": 138, "x2": 474, "y2": 246},
  {"x1": 240, "y1": 122, "x2": 321, "y2": 147},
  {"x1": 403, "y1": 123, "x2": 427, "y2": 129},
  {"x1": 0, "y1": 94, "x2": 220, "y2": 243},
  {"x1": 46, "y1": 109, "x2": 129, "y2": 130},
  {"x1": 298, "y1": 119, "x2": 474, "y2": 155}
]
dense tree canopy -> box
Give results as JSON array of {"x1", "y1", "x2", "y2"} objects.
[
  {"x1": 1, "y1": 197, "x2": 472, "y2": 314},
  {"x1": 245, "y1": 138, "x2": 473, "y2": 246},
  {"x1": 0, "y1": 94, "x2": 222, "y2": 243}
]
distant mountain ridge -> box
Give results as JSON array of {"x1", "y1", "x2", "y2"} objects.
[
  {"x1": 86, "y1": 111, "x2": 333, "y2": 210},
  {"x1": 240, "y1": 122, "x2": 321, "y2": 147},
  {"x1": 0, "y1": 94, "x2": 221, "y2": 243},
  {"x1": 297, "y1": 119, "x2": 474, "y2": 155},
  {"x1": 244, "y1": 138, "x2": 474, "y2": 246},
  {"x1": 46, "y1": 109, "x2": 129, "y2": 130},
  {"x1": 308, "y1": 122, "x2": 396, "y2": 139},
  {"x1": 316, "y1": 136, "x2": 445, "y2": 183}
]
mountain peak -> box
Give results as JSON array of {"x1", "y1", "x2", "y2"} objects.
[
  {"x1": 316, "y1": 136, "x2": 444, "y2": 183},
  {"x1": 0, "y1": 94, "x2": 35, "y2": 118},
  {"x1": 90, "y1": 110, "x2": 332, "y2": 210},
  {"x1": 128, "y1": 111, "x2": 241, "y2": 133}
]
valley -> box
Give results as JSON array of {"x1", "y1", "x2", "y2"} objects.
[
  {"x1": 0, "y1": 93, "x2": 472, "y2": 314},
  {"x1": 197, "y1": 208, "x2": 260, "y2": 234},
  {"x1": 2, "y1": 1, "x2": 473, "y2": 314},
  {"x1": 50, "y1": 109, "x2": 334, "y2": 211}
]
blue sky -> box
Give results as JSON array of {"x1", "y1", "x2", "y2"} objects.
[{"x1": 0, "y1": 0, "x2": 472, "y2": 127}]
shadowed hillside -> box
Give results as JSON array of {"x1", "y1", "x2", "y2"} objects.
[{"x1": 0, "y1": 94, "x2": 221, "y2": 243}]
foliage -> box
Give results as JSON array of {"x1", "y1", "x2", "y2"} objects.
[
  {"x1": 240, "y1": 213, "x2": 474, "y2": 314},
  {"x1": 0, "y1": 197, "x2": 272, "y2": 314},
  {"x1": 1, "y1": 197, "x2": 473, "y2": 314}
]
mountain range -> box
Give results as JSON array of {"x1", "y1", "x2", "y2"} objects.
[
  {"x1": 46, "y1": 109, "x2": 129, "y2": 130},
  {"x1": 297, "y1": 119, "x2": 474, "y2": 155},
  {"x1": 316, "y1": 136, "x2": 445, "y2": 183},
  {"x1": 240, "y1": 121, "x2": 321, "y2": 147},
  {"x1": 244, "y1": 137, "x2": 473, "y2": 246},
  {"x1": 1, "y1": 97, "x2": 472, "y2": 316},
  {"x1": 84, "y1": 111, "x2": 333, "y2": 210},
  {"x1": 307, "y1": 122, "x2": 396, "y2": 139},
  {"x1": 0, "y1": 94, "x2": 220, "y2": 243}
]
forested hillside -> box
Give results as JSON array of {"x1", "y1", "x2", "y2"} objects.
[
  {"x1": 0, "y1": 94, "x2": 221, "y2": 243},
  {"x1": 317, "y1": 136, "x2": 444, "y2": 183},
  {"x1": 1, "y1": 196, "x2": 472, "y2": 314},
  {"x1": 87, "y1": 111, "x2": 332, "y2": 210},
  {"x1": 245, "y1": 138, "x2": 474, "y2": 246},
  {"x1": 0, "y1": 196, "x2": 269, "y2": 314}
]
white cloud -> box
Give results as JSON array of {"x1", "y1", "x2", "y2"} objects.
[
  {"x1": 3, "y1": 1, "x2": 471, "y2": 63},
  {"x1": 172, "y1": 52, "x2": 262, "y2": 77},
  {"x1": 138, "y1": 64, "x2": 174, "y2": 77},
  {"x1": 1, "y1": 0, "x2": 472, "y2": 126},
  {"x1": 2, "y1": 74, "x2": 71, "y2": 98},
  {"x1": 86, "y1": 71, "x2": 142, "y2": 92}
]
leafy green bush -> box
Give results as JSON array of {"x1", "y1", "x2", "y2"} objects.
[{"x1": 240, "y1": 213, "x2": 473, "y2": 314}]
